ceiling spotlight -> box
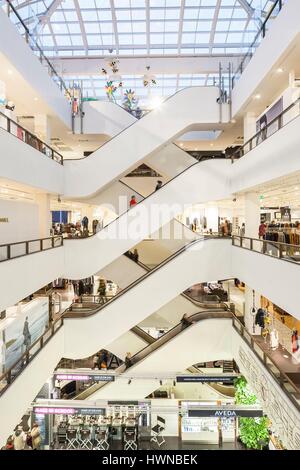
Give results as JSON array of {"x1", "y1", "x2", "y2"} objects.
[
  {"x1": 276, "y1": 68, "x2": 283, "y2": 73},
  {"x1": 128, "y1": 379, "x2": 131, "y2": 385},
  {"x1": 210, "y1": 143, "x2": 214, "y2": 147},
  {"x1": 7, "y1": 69, "x2": 13, "y2": 75},
  {"x1": 34, "y1": 97, "x2": 38, "y2": 101},
  {"x1": 254, "y1": 94, "x2": 261, "y2": 100}
]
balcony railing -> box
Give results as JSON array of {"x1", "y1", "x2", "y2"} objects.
[
  {"x1": 232, "y1": 97, "x2": 300, "y2": 161},
  {"x1": 0, "y1": 317, "x2": 63, "y2": 396},
  {"x1": 232, "y1": 236, "x2": 300, "y2": 265},
  {"x1": 0, "y1": 236, "x2": 63, "y2": 263},
  {"x1": 232, "y1": 0, "x2": 285, "y2": 88},
  {"x1": 0, "y1": 110, "x2": 63, "y2": 164},
  {"x1": 232, "y1": 316, "x2": 300, "y2": 412}
]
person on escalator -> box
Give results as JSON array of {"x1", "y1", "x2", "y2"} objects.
[
  {"x1": 130, "y1": 195, "x2": 137, "y2": 208},
  {"x1": 125, "y1": 352, "x2": 133, "y2": 369},
  {"x1": 155, "y1": 180, "x2": 163, "y2": 191},
  {"x1": 132, "y1": 249, "x2": 139, "y2": 263},
  {"x1": 180, "y1": 314, "x2": 195, "y2": 330}
]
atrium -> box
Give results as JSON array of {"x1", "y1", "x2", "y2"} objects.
[{"x1": 0, "y1": 0, "x2": 299, "y2": 456}]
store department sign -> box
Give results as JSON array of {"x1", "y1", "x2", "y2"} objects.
[
  {"x1": 55, "y1": 373, "x2": 115, "y2": 382},
  {"x1": 34, "y1": 407, "x2": 105, "y2": 416},
  {"x1": 177, "y1": 375, "x2": 236, "y2": 383},
  {"x1": 188, "y1": 408, "x2": 263, "y2": 418},
  {"x1": 236, "y1": 343, "x2": 300, "y2": 450}
]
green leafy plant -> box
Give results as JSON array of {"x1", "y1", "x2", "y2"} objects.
[{"x1": 234, "y1": 376, "x2": 269, "y2": 450}]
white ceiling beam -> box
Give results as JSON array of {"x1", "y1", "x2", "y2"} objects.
[
  {"x1": 110, "y1": 0, "x2": 119, "y2": 55},
  {"x1": 73, "y1": 0, "x2": 88, "y2": 55},
  {"x1": 237, "y1": 0, "x2": 255, "y2": 17},
  {"x1": 177, "y1": 0, "x2": 185, "y2": 55},
  {"x1": 42, "y1": 0, "x2": 63, "y2": 20},
  {"x1": 209, "y1": 0, "x2": 221, "y2": 55}
]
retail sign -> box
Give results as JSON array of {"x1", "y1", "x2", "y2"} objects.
[
  {"x1": 188, "y1": 408, "x2": 263, "y2": 418},
  {"x1": 56, "y1": 374, "x2": 90, "y2": 381},
  {"x1": 55, "y1": 373, "x2": 115, "y2": 382},
  {"x1": 34, "y1": 407, "x2": 75, "y2": 415},
  {"x1": 176, "y1": 375, "x2": 236, "y2": 383},
  {"x1": 93, "y1": 375, "x2": 115, "y2": 382}
]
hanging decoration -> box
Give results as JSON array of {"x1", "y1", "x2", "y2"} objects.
[
  {"x1": 123, "y1": 89, "x2": 138, "y2": 112},
  {"x1": 105, "y1": 80, "x2": 122, "y2": 102},
  {"x1": 143, "y1": 65, "x2": 157, "y2": 88}
]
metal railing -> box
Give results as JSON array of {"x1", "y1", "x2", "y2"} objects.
[
  {"x1": 0, "y1": 236, "x2": 63, "y2": 263},
  {"x1": 64, "y1": 236, "x2": 227, "y2": 319},
  {"x1": 0, "y1": 111, "x2": 63, "y2": 164},
  {"x1": 232, "y1": 235, "x2": 300, "y2": 265},
  {"x1": 232, "y1": 316, "x2": 300, "y2": 412},
  {"x1": 0, "y1": 317, "x2": 63, "y2": 396},
  {"x1": 5, "y1": 1, "x2": 69, "y2": 96},
  {"x1": 232, "y1": 0, "x2": 285, "y2": 88},
  {"x1": 232, "y1": 97, "x2": 300, "y2": 160},
  {"x1": 75, "y1": 310, "x2": 233, "y2": 400}
]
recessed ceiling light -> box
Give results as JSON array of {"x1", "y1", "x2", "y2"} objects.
[
  {"x1": 34, "y1": 97, "x2": 38, "y2": 101},
  {"x1": 254, "y1": 94, "x2": 261, "y2": 100},
  {"x1": 7, "y1": 69, "x2": 13, "y2": 75},
  {"x1": 231, "y1": 119, "x2": 236, "y2": 123},
  {"x1": 179, "y1": 143, "x2": 183, "y2": 147},
  {"x1": 276, "y1": 68, "x2": 283, "y2": 73},
  {"x1": 295, "y1": 187, "x2": 299, "y2": 190},
  {"x1": 210, "y1": 143, "x2": 214, "y2": 147}
]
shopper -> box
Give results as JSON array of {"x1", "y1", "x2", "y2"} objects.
[
  {"x1": 180, "y1": 313, "x2": 195, "y2": 330},
  {"x1": 30, "y1": 423, "x2": 42, "y2": 450},
  {"x1": 82, "y1": 216, "x2": 89, "y2": 231},
  {"x1": 155, "y1": 180, "x2": 163, "y2": 191},
  {"x1": 92, "y1": 353, "x2": 100, "y2": 370},
  {"x1": 12, "y1": 427, "x2": 26, "y2": 450},
  {"x1": 129, "y1": 195, "x2": 137, "y2": 208},
  {"x1": 2, "y1": 436, "x2": 14, "y2": 450},
  {"x1": 240, "y1": 223, "x2": 245, "y2": 237},
  {"x1": 23, "y1": 317, "x2": 31, "y2": 350},
  {"x1": 124, "y1": 352, "x2": 132, "y2": 370},
  {"x1": 98, "y1": 278, "x2": 107, "y2": 297},
  {"x1": 132, "y1": 249, "x2": 139, "y2": 263},
  {"x1": 99, "y1": 350, "x2": 108, "y2": 369},
  {"x1": 258, "y1": 222, "x2": 267, "y2": 239}
]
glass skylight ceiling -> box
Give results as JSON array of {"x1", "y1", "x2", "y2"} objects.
[{"x1": 8, "y1": 0, "x2": 277, "y2": 57}]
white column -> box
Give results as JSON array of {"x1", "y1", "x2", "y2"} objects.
[
  {"x1": 243, "y1": 111, "x2": 257, "y2": 142},
  {"x1": 35, "y1": 194, "x2": 51, "y2": 238},
  {"x1": 244, "y1": 191, "x2": 260, "y2": 238},
  {"x1": 34, "y1": 114, "x2": 51, "y2": 144},
  {"x1": 244, "y1": 191, "x2": 261, "y2": 334}
]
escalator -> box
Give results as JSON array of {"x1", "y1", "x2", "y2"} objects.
[
  {"x1": 0, "y1": 157, "x2": 231, "y2": 311},
  {"x1": 74, "y1": 310, "x2": 233, "y2": 401},
  {"x1": 0, "y1": 236, "x2": 231, "y2": 441},
  {"x1": 0, "y1": 86, "x2": 228, "y2": 198}
]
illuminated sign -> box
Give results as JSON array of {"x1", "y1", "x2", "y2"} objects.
[
  {"x1": 34, "y1": 407, "x2": 75, "y2": 415},
  {"x1": 55, "y1": 373, "x2": 115, "y2": 382}
]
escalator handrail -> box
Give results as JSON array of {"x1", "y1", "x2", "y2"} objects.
[
  {"x1": 75, "y1": 310, "x2": 233, "y2": 399},
  {"x1": 63, "y1": 236, "x2": 228, "y2": 319},
  {"x1": 64, "y1": 158, "x2": 201, "y2": 241},
  {"x1": 65, "y1": 86, "x2": 221, "y2": 163}
]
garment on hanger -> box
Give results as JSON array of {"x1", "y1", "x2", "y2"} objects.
[{"x1": 270, "y1": 329, "x2": 279, "y2": 349}]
